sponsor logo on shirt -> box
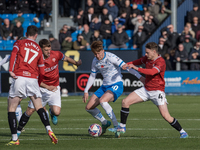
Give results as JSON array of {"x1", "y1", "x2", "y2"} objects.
[
  {"x1": 23, "y1": 71, "x2": 31, "y2": 76},
  {"x1": 45, "y1": 64, "x2": 58, "y2": 72},
  {"x1": 52, "y1": 58, "x2": 56, "y2": 62}
]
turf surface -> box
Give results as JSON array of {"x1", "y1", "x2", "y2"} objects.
[{"x1": 0, "y1": 95, "x2": 200, "y2": 150}]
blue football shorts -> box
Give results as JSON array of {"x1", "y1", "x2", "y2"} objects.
[{"x1": 94, "y1": 81, "x2": 123, "y2": 102}]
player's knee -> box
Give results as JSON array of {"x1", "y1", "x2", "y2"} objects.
[
  {"x1": 26, "y1": 108, "x2": 35, "y2": 116},
  {"x1": 122, "y1": 98, "x2": 128, "y2": 107},
  {"x1": 53, "y1": 110, "x2": 60, "y2": 116},
  {"x1": 85, "y1": 105, "x2": 91, "y2": 111}
]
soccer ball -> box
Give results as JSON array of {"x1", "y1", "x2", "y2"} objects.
[{"x1": 88, "y1": 123, "x2": 102, "y2": 137}]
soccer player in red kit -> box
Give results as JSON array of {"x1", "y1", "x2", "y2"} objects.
[
  {"x1": 16, "y1": 39, "x2": 82, "y2": 136},
  {"x1": 108, "y1": 42, "x2": 188, "y2": 138},
  {"x1": 6, "y1": 26, "x2": 58, "y2": 146}
]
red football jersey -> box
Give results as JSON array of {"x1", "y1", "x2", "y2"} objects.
[
  {"x1": 128, "y1": 55, "x2": 166, "y2": 91},
  {"x1": 9, "y1": 38, "x2": 44, "y2": 79},
  {"x1": 43, "y1": 50, "x2": 64, "y2": 86}
]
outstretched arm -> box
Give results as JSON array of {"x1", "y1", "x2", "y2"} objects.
[
  {"x1": 0, "y1": 55, "x2": 10, "y2": 66},
  {"x1": 63, "y1": 56, "x2": 82, "y2": 67}
]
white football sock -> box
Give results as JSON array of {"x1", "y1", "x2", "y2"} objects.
[
  {"x1": 46, "y1": 125, "x2": 52, "y2": 133},
  {"x1": 12, "y1": 134, "x2": 18, "y2": 141},
  {"x1": 86, "y1": 108, "x2": 107, "y2": 125},
  {"x1": 100, "y1": 102, "x2": 118, "y2": 127},
  {"x1": 15, "y1": 105, "x2": 22, "y2": 123},
  {"x1": 180, "y1": 129, "x2": 186, "y2": 133}
]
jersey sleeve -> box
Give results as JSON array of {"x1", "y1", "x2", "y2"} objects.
[
  {"x1": 9, "y1": 41, "x2": 19, "y2": 71},
  {"x1": 38, "y1": 53, "x2": 45, "y2": 85},
  {"x1": 57, "y1": 51, "x2": 65, "y2": 61},
  {"x1": 91, "y1": 59, "x2": 98, "y2": 73},
  {"x1": 127, "y1": 56, "x2": 147, "y2": 65},
  {"x1": 0, "y1": 55, "x2": 10, "y2": 66},
  {"x1": 108, "y1": 53, "x2": 125, "y2": 68}
]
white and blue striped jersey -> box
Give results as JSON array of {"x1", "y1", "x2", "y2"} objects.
[{"x1": 91, "y1": 52, "x2": 125, "y2": 86}]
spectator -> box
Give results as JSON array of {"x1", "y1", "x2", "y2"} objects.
[
  {"x1": 161, "y1": 24, "x2": 179, "y2": 49},
  {"x1": 191, "y1": 17, "x2": 200, "y2": 34},
  {"x1": 131, "y1": 2, "x2": 141, "y2": 16},
  {"x1": 73, "y1": 34, "x2": 87, "y2": 50},
  {"x1": 183, "y1": 35, "x2": 197, "y2": 54},
  {"x1": 89, "y1": 15, "x2": 101, "y2": 31},
  {"x1": 94, "y1": 0, "x2": 105, "y2": 16},
  {"x1": 61, "y1": 37, "x2": 73, "y2": 50},
  {"x1": 119, "y1": 0, "x2": 131, "y2": 19},
  {"x1": 133, "y1": 25, "x2": 147, "y2": 49},
  {"x1": 34, "y1": 0, "x2": 41, "y2": 20},
  {"x1": 100, "y1": 7, "x2": 113, "y2": 23},
  {"x1": 69, "y1": 0, "x2": 80, "y2": 18},
  {"x1": 186, "y1": 22, "x2": 195, "y2": 38},
  {"x1": 158, "y1": 37, "x2": 170, "y2": 58},
  {"x1": 157, "y1": 5, "x2": 171, "y2": 24},
  {"x1": 188, "y1": 42, "x2": 200, "y2": 70},
  {"x1": 181, "y1": 26, "x2": 195, "y2": 39},
  {"x1": 117, "y1": 10, "x2": 128, "y2": 29},
  {"x1": 175, "y1": 44, "x2": 188, "y2": 70},
  {"x1": 12, "y1": 21, "x2": 23, "y2": 40},
  {"x1": 59, "y1": 24, "x2": 76, "y2": 45},
  {"x1": 143, "y1": 15, "x2": 159, "y2": 35},
  {"x1": 0, "y1": 18, "x2": 14, "y2": 40},
  {"x1": 11, "y1": 10, "x2": 25, "y2": 26},
  {"x1": 140, "y1": 4, "x2": 148, "y2": 16},
  {"x1": 73, "y1": 8, "x2": 84, "y2": 30},
  {"x1": 85, "y1": 0, "x2": 94, "y2": 15},
  {"x1": 108, "y1": 24, "x2": 129, "y2": 49},
  {"x1": 187, "y1": 3, "x2": 200, "y2": 23},
  {"x1": 90, "y1": 30, "x2": 103, "y2": 43},
  {"x1": 81, "y1": 24, "x2": 93, "y2": 46},
  {"x1": 83, "y1": 7, "x2": 95, "y2": 25},
  {"x1": 99, "y1": 18, "x2": 112, "y2": 39},
  {"x1": 148, "y1": 0, "x2": 162, "y2": 18},
  {"x1": 169, "y1": 49, "x2": 176, "y2": 70},
  {"x1": 104, "y1": 0, "x2": 118, "y2": 20},
  {"x1": 41, "y1": 0, "x2": 52, "y2": 27},
  {"x1": 18, "y1": 0, "x2": 30, "y2": 14},
  {"x1": 143, "y1": 10, "x2": 151, "y2": 22},
  {"x1": 112, "y1": 18, "x2": 126, "y2": 34},
  {"x1": 164, "y1": 53, "x2": 173, "y2": 70},
  {"x1": 49, "y1": 33, "x2": 61, "y2": 51},
  {"x1": 131, "y1": 15, "x2": 145, "y2": 34}
]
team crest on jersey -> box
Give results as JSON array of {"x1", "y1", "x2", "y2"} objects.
[
  {"x1": 52, "y1": 58, "x2": 56, "y2": 62},
  {"x1": 101, "y1": 65, "x2": 104, "y2": 68}
]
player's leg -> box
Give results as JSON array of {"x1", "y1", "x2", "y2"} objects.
[
  {"x1": 7, "y1": 96, "x2": 21, "y2": 145},
  {"x1": 85, "y1": 94, "x2": 108, "y2": 125},
  {"x1": 47, "y1": 86, "x2": 61, "y2": 125},
  {"x1": 158, "y1": 103, "x2": 188, "y2": 138},
  {"x1": 17, "y1": 107, "x2": 35, "y2": 136}
]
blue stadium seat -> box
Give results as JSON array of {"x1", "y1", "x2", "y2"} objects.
[
  {"x1": 126, "y1": 30, "x2": 134, "y2": 39},
  {"x1": 0, "y1": 40, "x2": 4, "y2": 50},
  {"x1": 29, "y1": 14, "x2": 36, "y2": 21},
  {"x1": 103, "y1": 39, "x2": 106, "y2": 49},
  {"x1": 23, "y1": 28, "x2": 27, "y2": 36},
  {"x1": 12, "y1": 14, "x2": 18, "y2": 19},
  {"x1": 22, "y1": 21, "x2": 32, "y2": 28},
  {"x1": 4, "y1": 40, "x2": 16, "y2": 50},
  {"x1": 71, "y1": 31, "x2": 79, "y2": 42},
  {"x1": 137, "y1": 4, "x2": 143, "y2": 11},
  {"x1": 1, "y1": 14, "x2": 13, "y2": 20},
  {"x1": 32, "y1": 22, "x2": 41, "y2": 28},
  {"x1": 22, "y1": 14, "x2": 33, "y2": 21},
  {"x1": 106, "y1": 39, "x2": 112, "y2": 48}
]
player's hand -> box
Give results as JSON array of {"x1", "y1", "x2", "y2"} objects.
[
  {"x1": 76, "y1": 59, "x2": 82, "y2": 67},
  {"x1": 9, "y1": 71, "x2": 18, "y2": 79},
  {"x1": 140, "y1": 76, "x2": 145, "y2": 85},
  {"x1": 82, "y1": 93, "x2": 88, "y2": 103},
  {"x1": 122, "y1": 64, "x2": 128, "y2": 70},
  {"x1": 128, "y1": 64, "x2": 138, "y2": 70},
  {"x1": 47, "y1": 86, "x2": 57, "y2": 92}
]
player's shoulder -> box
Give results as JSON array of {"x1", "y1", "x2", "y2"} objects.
[{"x1": 156, "y1": 55, "x2": 165, "y2": 63}]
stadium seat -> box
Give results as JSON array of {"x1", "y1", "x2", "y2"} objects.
[
  {"x1": 23, "y1": 28, "x2": 27, "y2": 36},
  {"x1": 33, "y1": 22, "x2": 41, "y2": 28},
  {"x1": 4, "y1": 40, "x2": 16, "y2": 50},
  {"x1": 1, "y1": 14, "x2": 13, "y2": 20},
  {"x1": 71, "y1": 31, "x2": 79, "y2": 42},
  {"x1": 137, "y1": 4, "x2": 144, "y2": 11},
  {"x1": 125, "y1": 30, "x2": 134, "y2": 39},
  {"x1": 22, "y1": 21, "x2": 32, "y2": 28},
  {"x1": 22, "y1": 14, "x2": 33, "y2": 21},
  {"x1": 12, "y1": 14, "x2": 18, "y2": 20},
  {"x1": 106, "y1": 39, "x2": 112, "y2": 48},
  {"x1": 103, "y1": 39, "x2": 106, "y2": 49},
  {"x1": 0, "y1": 40, "x2": 4, "y2": 50}
]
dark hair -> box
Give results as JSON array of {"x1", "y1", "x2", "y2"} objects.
[
  {"x1": 145, "y1": 42, "x2": 158, "y2": 53},
  {"x1": 91, "y1": 41, "x2": 103, "y2": 53},
  {"x1": 39, "y1": 39, "x2": 51, "y2": 48},
  {"x1": 26, "y1": 25, "x2": 38, "y2": 37}
]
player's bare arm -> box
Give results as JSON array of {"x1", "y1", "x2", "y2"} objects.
[
  {"x1": 122, "y1": 63, "x2": 128, "y2": 70},
  {"x1": 63, "y1": 56, "x2": 82, "y2": 67},
  {"x1": 40, "y1": 82, "x2": 57, "y2": 92},
  {"x1": 82, "y1": 93, "x2": 89, "y2": 103}
]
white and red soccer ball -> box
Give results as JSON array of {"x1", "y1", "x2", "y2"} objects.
[{"x1": 88, "y1": 123, "x2": 102, "y2": 137}]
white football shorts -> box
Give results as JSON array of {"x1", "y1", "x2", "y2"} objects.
[
  {"x1": 28, "y1": 86, "x2": 61, "y2": 109},
  {"x1": 134, "y1": 87, "x2": 168, "y2": 106},
  {"x1": 9, "y1": 76, "x2": 42, "y2": 99}
]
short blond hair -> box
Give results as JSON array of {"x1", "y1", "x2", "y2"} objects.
[{"x1": 91, "y1": 41, "x2": 103, "y2": 53}]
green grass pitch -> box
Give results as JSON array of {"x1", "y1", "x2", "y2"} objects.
[{"x1": 0, "y1": 95, "x2": 200, "y2": 150}]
